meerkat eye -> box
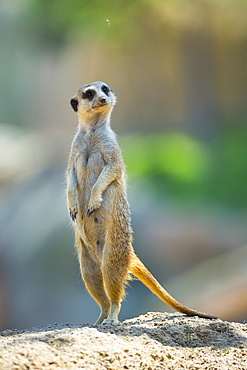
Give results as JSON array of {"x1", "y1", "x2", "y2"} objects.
[
  {"x1": 84, "y1": 90, "x2": 95, "y2": 100},
  {"x1": 101, "y1": 85, "x2": 109, "y2": 95}
]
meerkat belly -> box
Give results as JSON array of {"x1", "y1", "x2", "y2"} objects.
[{"x1": 80, "y1": 183, "x2": 120, "y2": 257}]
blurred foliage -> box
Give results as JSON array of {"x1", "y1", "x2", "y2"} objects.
[
  {"x1": 121, "y1": 133, "x2": 210, "y2": 182},
  {"x1": 23, "y1": 0, "x2": 152, "y2": 50},
  {"x1": 22, "y1": 0, "x2": 247, "y2": 52},
  {"x1": 120, "y1": 122, "x2": 247, "y2": 208}
]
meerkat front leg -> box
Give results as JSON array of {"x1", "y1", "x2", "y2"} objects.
[
  {"x1": 87, "y1": 186, "x2": 103, "y2": 216},
  {"x1": 67, "y1": 166, "x2": 78, "y2": 221},
  {"x1": 87, "y1": 163, "x2": 119, "y2": 216}
]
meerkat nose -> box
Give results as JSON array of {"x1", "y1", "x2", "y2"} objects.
[{"x1": 99, "y1": 97, "x2": 107, "y2": 104}]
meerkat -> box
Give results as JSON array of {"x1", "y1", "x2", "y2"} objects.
[{"x1": 67, "y1": 81, "x2": 217, "y2": 325}]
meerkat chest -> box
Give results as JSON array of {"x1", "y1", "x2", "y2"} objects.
[{"x1": 75, "y1": 134, "x2": 105, "y2": 180}]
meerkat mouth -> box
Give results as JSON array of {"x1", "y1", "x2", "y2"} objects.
[{"x1": 92, "y1": 104, "x2": 108, "y2": 110}]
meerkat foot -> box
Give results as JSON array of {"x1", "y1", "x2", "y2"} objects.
[
  {"x1": 101, "y1": 303, "x2": 120, "y2": 325},
  {"x1": 94, "y1": 310, "x2": 109, "y2": 325},
  {"x1": 102, "y1": 318, "x2": 119, "y2": 325}
]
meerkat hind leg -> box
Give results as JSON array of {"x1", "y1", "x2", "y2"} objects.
[
  {"x1": 76, "y1": 234, "x2": 110, "y2": 325},
  {"x1": 102, "y1": 248, "x2": 130, "y2": 325},
  {"x1": 81, "y1": 257, "x2": 110, "y2": 325}
]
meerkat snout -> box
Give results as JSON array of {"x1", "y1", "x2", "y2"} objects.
[{"x1": 99, "y1": 96, "x2": 107, "y2": 105}]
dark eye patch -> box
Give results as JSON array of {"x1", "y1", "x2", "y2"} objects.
[
  {"x1": 82, "y1": 89, "x2": 95, "y2": 100},
  {"x1": 101, "y1": 85, "x2": 109, "y2": 95}
]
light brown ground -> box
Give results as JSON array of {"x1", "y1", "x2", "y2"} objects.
[{"x1": 0, "y1": 312, "x2": 246, "y2": 369}]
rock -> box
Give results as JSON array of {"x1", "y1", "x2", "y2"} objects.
[{"x1": 0, "y1": 312, "x2": 246, "y2": 369}]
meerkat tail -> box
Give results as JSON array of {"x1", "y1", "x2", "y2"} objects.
[{"x1": 130, "y1": 255, "x2": 217, "y2": 320}]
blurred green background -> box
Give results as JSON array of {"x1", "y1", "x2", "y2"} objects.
[{"x1": 0, "y1": 0, "x2": 247, "y2": 329}]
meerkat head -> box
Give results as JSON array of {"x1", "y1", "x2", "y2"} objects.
[{"x1": 70, "y1": 81, "x2": 116, "y2": 124}]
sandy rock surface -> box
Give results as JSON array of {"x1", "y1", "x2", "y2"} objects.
[{"x1": 0, "y1": 312, "x2": 246, "y2": 369}]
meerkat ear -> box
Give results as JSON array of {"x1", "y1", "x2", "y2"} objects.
[{"x1": 70, "y1": 98, "x2": 78, "y2": 112}]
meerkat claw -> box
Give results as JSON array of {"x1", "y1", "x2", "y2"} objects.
[
  {"x1": 87, "y1": 209, "x2": 95, "y2": 217},
  {"x1": 70, "y1": 211, "x2": 77, "y2": 221},
  {"x1": 102, "y1": 319, "x2": 119, "y2": 326}
]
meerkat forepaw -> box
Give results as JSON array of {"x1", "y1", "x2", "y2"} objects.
[
  {"x1": 87, "y1": 194, "x2": 102, "y2": 216},
  {"x1": 69, "y1": 205, "x2": 78, "y2": 222},
  {"x1": 87, "y1": 203, "x2": 101, "y2": 216}
]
